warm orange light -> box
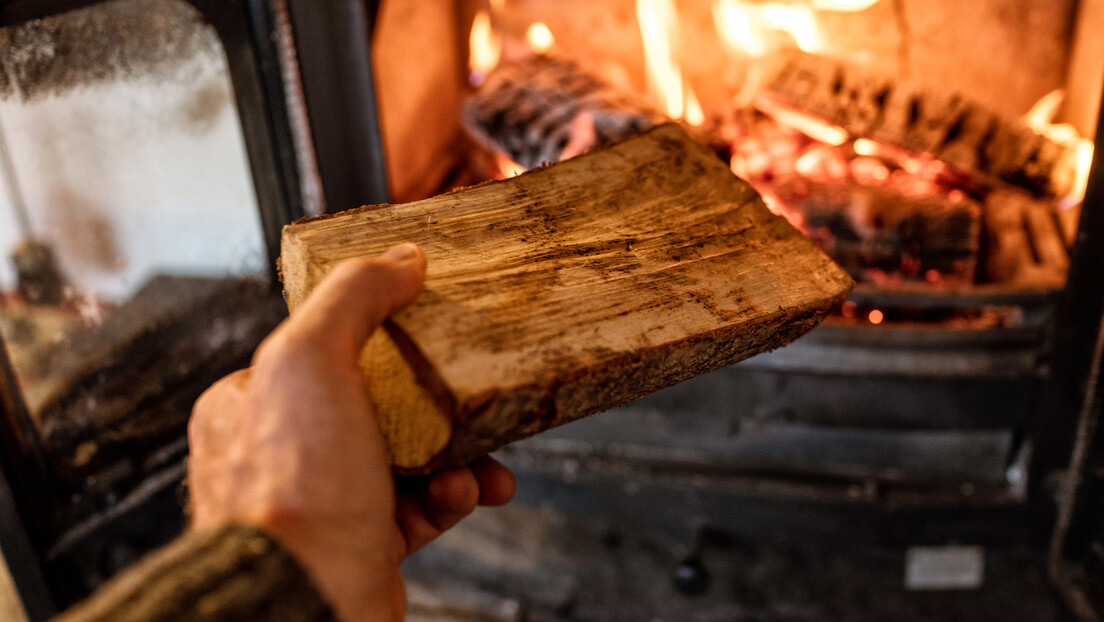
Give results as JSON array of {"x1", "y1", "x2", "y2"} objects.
[
  {"x1": 713, "y1": 1, "x2": 821, "y2": 56},
  {"x1": 868, "y1": 309, "x2": 884, "y2": 325},
  {"x1": 1025, "y1": 89, "x2": 1064, "y2": 131},
  {"x1": 526, "y1": 22, "x2": 555, "y2": 54},
  {"x1": 811, "y1": 0, "x2": 882, "y2": 11},
  {"x1": 757, "y1": 95, "x2": 849, "y2": 145},
  {"x1": 492, "y1": 150, "x2": 525, "y2": 178},
  {"x1": 1064, "y1": 141, "x2": 1095, "y2": 210},
  {"x1": 469, "y1": 10, "x2": 501, "y2": 86},
  {"x1": 637, "y1": 0, "x2": 685, "y2": 120},
  {"x1": 684, "y1": 85, "x2": 705, "y2": 126},
  {"x1": 761, "y1": 4, "x2": 820, "y2": 53},
  {"x1": 713, "y1": 0, "x2": 764, "y2": 57},
  {"x1": 1025, "y1": 89, "x2": 1095, "y2": 208},
  {"x1": 853, "y1": 138, "x2": 879, "y2": 157}
]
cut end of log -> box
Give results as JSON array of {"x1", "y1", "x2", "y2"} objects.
[{"x1": 360, "y1": 329, "x2": 452, "y2": 470}]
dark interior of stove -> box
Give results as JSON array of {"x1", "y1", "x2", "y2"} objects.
[{"x1": 0, "y1": 0, "x2": 1103, "y2": 620}]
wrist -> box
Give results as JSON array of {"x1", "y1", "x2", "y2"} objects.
[{"x1": 244, "y1": 508, "x2": 406, "y2": 622}]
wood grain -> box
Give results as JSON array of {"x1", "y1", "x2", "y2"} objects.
[{"x1": 280, "y1": 124, "x2": 853, "y2": 473}]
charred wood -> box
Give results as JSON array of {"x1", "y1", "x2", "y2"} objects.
[
  {"x1": 767, "y1": 52, "x2": 1080, "y2": 200},
  {"x1": 773, "y1": 178, "x2": 981, "y2": 284},
  {"x1": 34, "y1": 275, "x2": 286, "y2": 492},
  {"x1": 981, "y1": 187, "x2": 1069, "y2": 287},
  {"x1": 462, "y1": 55, "x2": 665, "y2": 170}
]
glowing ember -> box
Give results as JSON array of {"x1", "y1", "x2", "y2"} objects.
[
  {"x1": 868, "y1": 309, "x2": 884, "y2": 325},
  {"x1": 852, "y1": 138, "x2": 879, "y2": 157},
  {"x1": 469, "y1": 10, "x2": 501, "y2": 87},
  {"x1": 526, "y1": 22, "x2": 555, "y2": 54},
  {"x1": 756, "y1": 94, "x2": 849, "y2": 145}
]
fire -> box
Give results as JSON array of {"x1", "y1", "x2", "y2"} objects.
[
  {"x1": 684, "y1": 86, "x2": 705, "y2": 126},
  {"x1": 469, "y1": 10, "x2": 501, "y2": 87},
  {"x1": 811, "y1": 0, "x2": 882, "y2": 11},
  {"x1": 526, "y1": 22, "x2": 555, "y2": 54},
  {"x1": 714, "y1": 1, "x2": 765, "y2": 57},
  {"x1": 756, "y1": 94, "x2": 849, "y2": 145},
  {"x1": 712, "y1": 1, "x2": 822, "y2": 56},
  {"x1": 492, "y1": 151, "x2": 525, "y2": 179},
  {"x1": 634, "y1": 0, "x2": 709, "y2": 125},
  {"x1": 761, "y1": 5, "x2": 819, "y2": 53},
  {"x1": 637, "y1": 0, "x2": 685, "y2": 120},
  {"x1": 1025, "y1": 89, "x2": 1094, "y2": 208}
]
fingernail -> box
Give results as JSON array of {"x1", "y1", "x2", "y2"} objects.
[{"x1": 381, "y1": 243, "x2": 420, "y2": 262}]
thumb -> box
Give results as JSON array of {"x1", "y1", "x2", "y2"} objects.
[{"x1": 283, "y1": 243, "x2": 427, "y2": 361}]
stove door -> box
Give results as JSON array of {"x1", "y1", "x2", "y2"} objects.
[{"x1": 1049, "y1": 315, "x2": 1104, "y2": 621}]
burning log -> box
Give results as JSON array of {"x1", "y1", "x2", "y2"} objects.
[
  {"x1": 280, "y1": 124, "x2": 853, "y2": 474},
  {"x1": 766, "y1": 52, "x2": 1082, "y2": 200},
  {"x1": 981, "y1": 187, "x2": 1070, "y2": 287},
  {"x1": 772, "y1": 179, "x2": 982, "y2": 285},
  {"x1": 462, "y1": 55, "x2": 666, "y2": 170}
]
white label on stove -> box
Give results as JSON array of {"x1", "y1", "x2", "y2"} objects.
[{"x1": 904, "y1": 545, "x2": 985, "y2": 591}]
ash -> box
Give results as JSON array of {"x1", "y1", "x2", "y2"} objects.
[{"x1": 405, "y1": 496, "x2": 1067, "y2": 622}]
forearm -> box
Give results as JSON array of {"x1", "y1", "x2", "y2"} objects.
[{"x1": 55, "y1": 525, "x2": 336, "y2": 622}]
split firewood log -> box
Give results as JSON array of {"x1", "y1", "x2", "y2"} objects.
[
  {"x1": 279, "y1": 124, "x2": 853, "y2": 474},
  {"x1": 772, "y1": 178, "x2": 982, "y2": 284},
  {"x1": 766, "y1": 52, "x2": 1081, "y2": 200},
  {"x1": 981, "y1": 187, "x2": 1069, "y2": 287},
  {"x1": 461, "y1": 54, "x2": 666, "y2": 170}
]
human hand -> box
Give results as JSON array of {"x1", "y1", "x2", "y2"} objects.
[{"x1": 187, "y1": 243, "x2": 516, "y2": 622}]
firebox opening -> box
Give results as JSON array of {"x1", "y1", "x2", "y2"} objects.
[
  {"x1": 374, "y1": 0, "x2": 1101, "y2": 304},
  {"x1": 371, "y1": 1, "x2": 1103, "y2": 618}
]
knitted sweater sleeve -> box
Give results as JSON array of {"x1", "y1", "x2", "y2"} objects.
[{"x1": 55, "y1": 525, "x2": 337, "y2": 622}]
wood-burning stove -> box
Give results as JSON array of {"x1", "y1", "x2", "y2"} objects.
[{"x1": 0, "y1": 0, "x2": 1101, "y2": 619}]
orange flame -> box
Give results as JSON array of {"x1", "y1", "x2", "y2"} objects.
[
  {"x1": 492, "y1": 151, "x2": 525, "y2": 178},
  {"x1": 811, "y1": 0, "x2": 882, "y2": 11},
  {"x1": 526, "y1": 22, "x2": 555, "y2": 54},
  {"x1": 756, "y1": 94, "x2": 849, "y2": 145},
  {"x1": 469, "y1": 10, "x2": 501, "y2": 87},
  {"x1": 637, "y1": 0, "x2": 685, "y2": 120},
  {"x1": 713, "y1": 1, "x2": 822, "y2": 56},
  {"x1": 761, "y1": 5, "x2": 819, "y2": 53},
  {"x1": 714, "y1": 1, "x2": 765, "y2": 57},
  {"x1": 685, "y1": 86, "x2": 705, "y2": 126},
  {"x1": 1026, "y1": 89, "x2": 1095, "y2": 208}
]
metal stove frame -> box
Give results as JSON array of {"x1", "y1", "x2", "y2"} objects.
[{"x1": 0, "y1": 0, "x2": 388, "y2": 617}]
